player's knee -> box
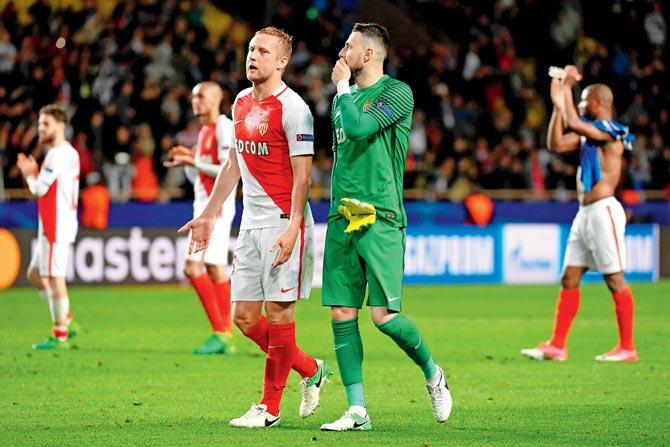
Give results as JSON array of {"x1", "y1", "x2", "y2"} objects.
[
  {"x1": 330, "y1": 306, "x2": 358, "y2": 321},
  {"x1": 205, "y1": 264, "x2": 227, "y2": 282},
  {"x1": 232, "y1": 313, "x2": 256, "y2": 333},
  {"x1": 371, "y1": 311, "x2": 395, "y2": 326},
  {"x1": 26, "y1": 266, "x2": 41, "y2": 286},
  {"x1": 560, "y1": 274, "x2": 579, "y2": 290},
  {"x1": 604, "y1": 274, "x2": 626, "y2": 293},
  {"x1": 183, "y1": 263, "x2": 201, "y2": 279}
]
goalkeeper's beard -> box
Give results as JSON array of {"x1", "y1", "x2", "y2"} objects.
[{"x1": 350, "y1": 66, "x2": 363, "y2": 84}]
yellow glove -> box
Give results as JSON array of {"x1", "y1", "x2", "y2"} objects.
[{"x1": 337, "y1": 198, "x2": 376, "y2": 233}]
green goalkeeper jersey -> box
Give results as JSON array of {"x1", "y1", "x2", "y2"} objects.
[{"x1": 329, "y1": 75, "x2": 414, "y2": 227}]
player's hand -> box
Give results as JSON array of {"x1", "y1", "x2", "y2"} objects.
[
  {"x1": 164, "y1": 145, "x2": 195, "y2": 168},
  {"x1": 16, "y1": 153, "x2": 38, "y2": 179},
  {"x1": 563, "y1": 65, "x2": 582, "y2": 87},
  {"x1": 331, "y1": 58, "x2": 351, "y2": 85},
  {"x1": 270, "y1": 226, "x2": 299, "y2": 268},
  {"x1": 549, "y1": 78, "x2": 563, "y2": 109},
  {"x1": 178, "y1": 215, "x2": 214, "y2": 255}
]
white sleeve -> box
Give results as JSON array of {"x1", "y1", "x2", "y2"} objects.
[
  {"x1": 216, "y1": 114, "x2": 234, "y2": 164},
  {"x1": 194, "y1": 161, "x2": 220, "y2": 177},
  {"x1": 282, "y1": 97, "x2": 314, "y2": 157},
  {"x1": 184, "y1": 165, "x2": 197, "y2": 183},
  {"x1": 27, "y1": 149, "x2": 62, "y2": 197}
]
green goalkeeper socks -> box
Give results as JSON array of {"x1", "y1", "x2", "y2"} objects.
[
  {"x1": 377, "y1": 314, "x2": 437, "y2": 380},
  {"x1": 332, "y1": 318, "x2": 366, "y2": 407}
]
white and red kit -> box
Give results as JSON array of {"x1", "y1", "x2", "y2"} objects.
[
  {"x1": 563, "y1": 194, "x2": 627, "y2": 275},
  {"x1": 230, "y1": 83, "x2": 315, "y2": 302},
  {"x1": 185, "y1": 114, "x2": 237, "y2": 265},
  {"x1": 27, "y1": 141, "x2": 80, "y2": 277}
]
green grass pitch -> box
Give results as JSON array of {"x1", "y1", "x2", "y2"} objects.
[{"x1": 0, "y1": 282, "x2": 668, "y2": 446}]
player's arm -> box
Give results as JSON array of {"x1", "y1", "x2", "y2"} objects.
[
  {"x1": 203, "y1": 149, "x2": 240, "y2": 216},
  {"x1": 547, "y1": 78, "x2": 580, "y2": 153},
  {"x1": 335, "y1": 92, "x2": 381, "y2": 141},
  {"x1": 178, "y1": 148, "x2": 241, "y2": 253},
  {"x1": 270, "y1": 100, "x2": 314, "y2": 268},
  {"x1": 164, "y1": 145, "x2": 221, "y2": 178},
  {"x1": 271, "y1": 154, "x2": 312, "y2": 268},
  {"x1": 330, "y1": 59, "x2": 380, "y2": 141},
  {"x1": 178, "y1": 109, "x2": 241, "y2": 254},
  {"x1": 17, "y1": 151, "x2": 60, "y2": 197},
  {"x1": 562, "y1": 66, "x2": 615, "y2": 142}
]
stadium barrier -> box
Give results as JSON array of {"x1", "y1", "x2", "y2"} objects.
[
  {"x1": 3, "y1": 223, "x2": 658, "y2": 289},
  {"x1": 3, "y1": 200, "x2": 670, "y2": 229}
]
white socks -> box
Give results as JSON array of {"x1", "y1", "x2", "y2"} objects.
[
  {"x1": 51, "y1": 296, "x2": 70, "y2": 326},
  {"x1": 38, "y1": 289, "x2": 50, "y2": 302}
]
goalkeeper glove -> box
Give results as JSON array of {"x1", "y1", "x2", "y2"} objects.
[{"x1": 337, "y1": 198, "x2": 376, "y2": 233}]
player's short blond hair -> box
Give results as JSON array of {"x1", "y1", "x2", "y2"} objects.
[
  {"x1": 39, "y1": 104, "x2": 68, "y2": 124},
  {"x1": 255, "y1": 27, "x2": 293, "y2": 61}
]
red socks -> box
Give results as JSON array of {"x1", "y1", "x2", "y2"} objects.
[
  {"x1": 243, "y1": 316, "x2": 318, "y2": 379},
  {"x1": 260, "y1": 322, "x2": 296, "y2": 415},
  {"x1": 190, "y1": 273, "x2": 226, "y2": 333},
  {"x1": 212, "y1": 280, "x2": 232, "y2": 333},
  {"x1": 548, "y1": 287, "x2": 636, "y2": 351},
  {"x1": 612, "y1": 287, "x2": 635, "y2": 350},
  {"x1": 549, "y1": 288, "x2": 580, "y2": 349}
]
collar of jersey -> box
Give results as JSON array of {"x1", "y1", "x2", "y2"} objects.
[
  {"x1": 250, "y1": 82, "x2": 287, "y2": 102},
  {"x1": 353, "y1": 74, "x2": 388, "y2": 93}
]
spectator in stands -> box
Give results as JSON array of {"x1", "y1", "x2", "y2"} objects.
[{"x1": 0, "y1": 0, "x2": 668, "y2": 201}]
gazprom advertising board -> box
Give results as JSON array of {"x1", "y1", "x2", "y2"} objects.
[{"x1": 404, "y1": 225, "x2": 502, "y2": 284}]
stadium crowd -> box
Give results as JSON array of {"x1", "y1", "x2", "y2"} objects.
[{"x1": 0, "y1": 0, "x2": 668, "y2": 202}]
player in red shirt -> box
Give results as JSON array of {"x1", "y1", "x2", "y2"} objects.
[
  {"x1": 165, "y1": 82, "x2": 236, "y2": 355},
  {"x1": 179, "y1": 27, "x2": 331, "y2": 428},
  {"x1": 16, "y1": 105, "x2": 80, "y2": 350}
]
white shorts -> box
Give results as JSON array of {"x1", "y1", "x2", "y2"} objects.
[
  {"x1": 231, "y1": 222, "x2": 314, "y2": 302},
  {"x1": 185, "y1": 209, "x2": 234, "y2": 266},
  {"x1": 29, "y1": 237, "x2": 70, "y2": 277},
  {"x1": 563, "y1": 197, "x2": 627, "y2": 275}
]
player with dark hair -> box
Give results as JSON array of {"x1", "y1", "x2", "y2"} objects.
[
  {"x1": 164, "y1": 81, "x2": 236, "y2": 355},
  {"x1": 320, "y1": 23, "x2": 452, "y2": 431},
  {"x1": 522, "y1": 65, "x2": 638, "y2": 363}
]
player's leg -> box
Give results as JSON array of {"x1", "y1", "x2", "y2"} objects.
[
  {"x1": 183, "y1": 244, "x2": 227, "y2": 354},
  {"x1": 206, "y1": 264, "x2": 231, "y2": 332},
  {"x1": 258, "y1": 301, "x2": 296, "y2": 418},
  {"x1": 204, "y1": 263, "x2": 234, "y2": 352},
  {"x1": 231, "y1": 226, "x2": 323, "y2": 380},
  {"x1": 522, "y1": 212, "x2": 590, "y2": 361},
  {"x1": 203, "y1": 213, "x2": 234, "y2": 339},
  {"x1": 362, "y1": 222, "x2": 451, "y2": 423},
  {"x1": 598, "y1": 272, "x2": 637, "y2": 361},
  {"x1": 27, "y1": 262, "x2": 49, "y2": 299},
  {"x1": 591, "y1": 200, "x2": 637, "y2": 362},
  {"x1": 32, "y1": 242, "x2": 72, "y2": 350},
  {"x1": 321, "y1": 218, "x2": 370, "y2": 431},
  {"x1": 521, "y1": 266, "x2": 586, "y2": 361}
]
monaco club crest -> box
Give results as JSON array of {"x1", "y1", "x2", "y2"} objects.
[{"x1": 258, "y1": 120, "x2": 269, "y2": 136}]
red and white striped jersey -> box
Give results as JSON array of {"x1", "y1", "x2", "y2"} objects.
[
  {"x1": 189, "y1": 114, "x2": 236, "y2": 217},
  {"x1": 36, "y1": 142, "x2": 80, "y2": 243},
  {"x1": 232, "y1": 83, "x2": 314, "y2": 229}
]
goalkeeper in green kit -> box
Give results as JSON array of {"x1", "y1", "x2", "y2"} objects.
[{"x1": 320, "y1": 23, "x2": 452, "y2": 432}]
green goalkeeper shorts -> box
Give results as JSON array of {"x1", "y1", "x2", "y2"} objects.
[{"x1": 322, "y1": 216, "x2": 405, "y2": 311}]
